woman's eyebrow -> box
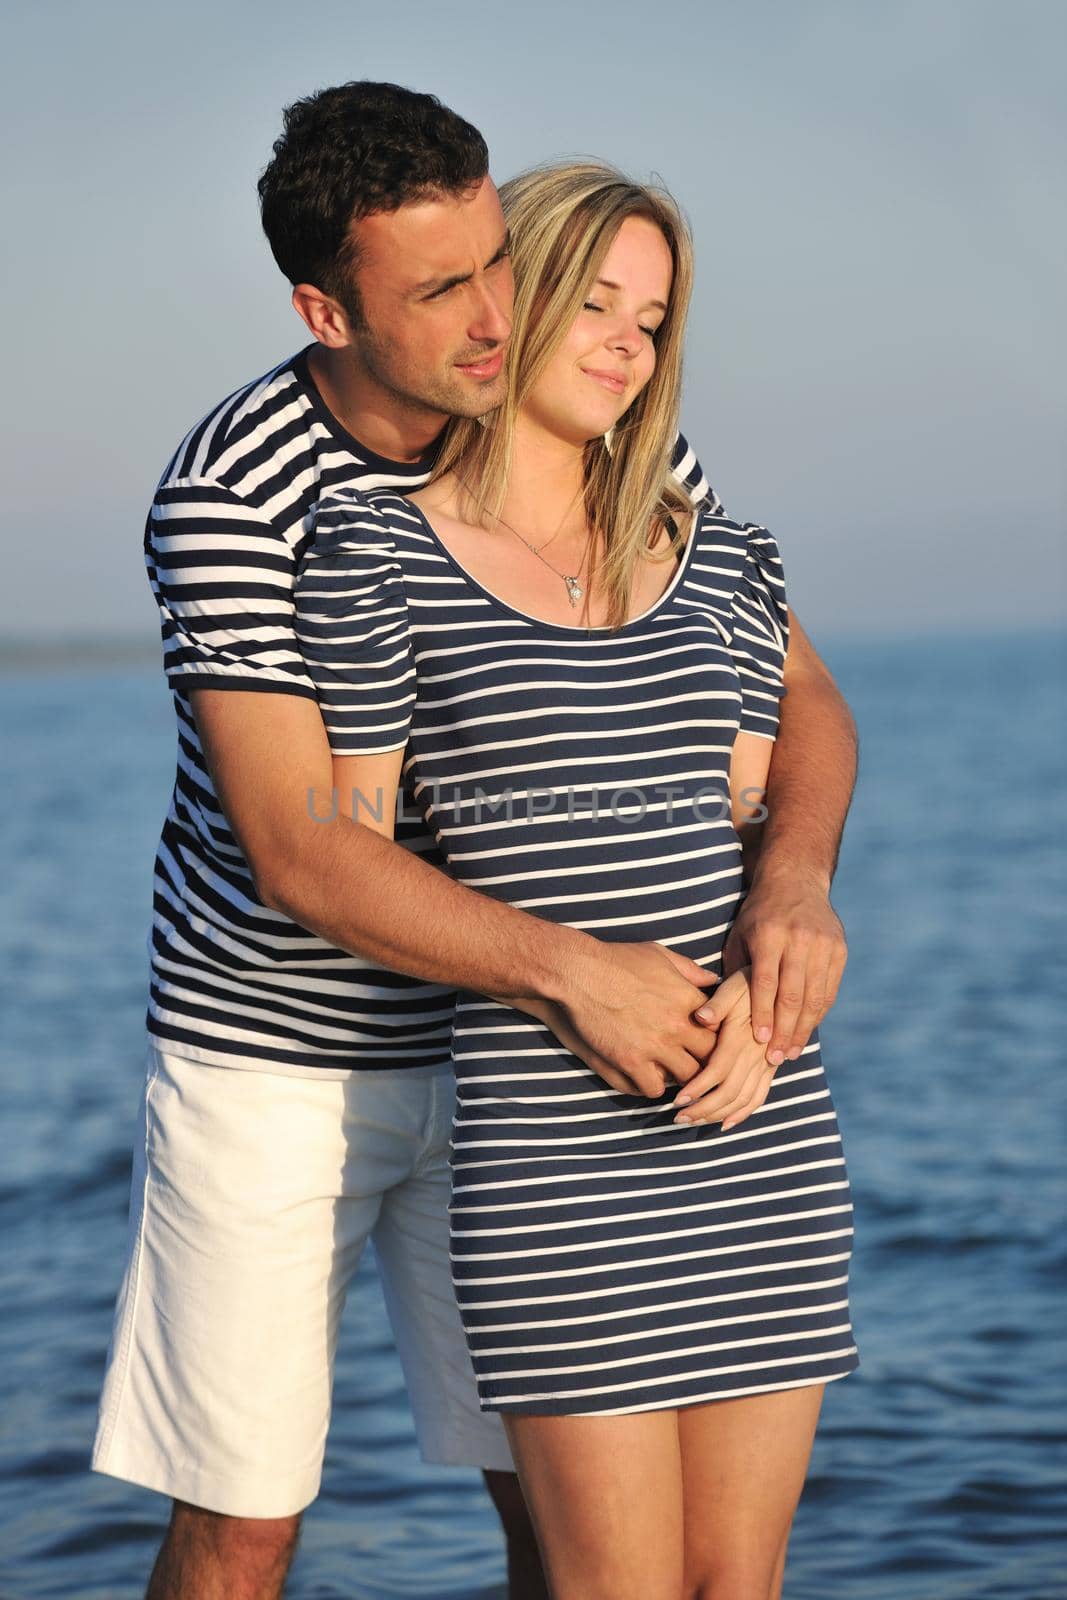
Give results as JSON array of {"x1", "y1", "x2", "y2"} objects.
[{"x1": 594, "y1": 277, "x2": 668, "y2": 312}]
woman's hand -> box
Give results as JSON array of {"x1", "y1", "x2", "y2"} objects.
[{"x1": 671, "y1": 965, "x2": 778, "y2": 1130}]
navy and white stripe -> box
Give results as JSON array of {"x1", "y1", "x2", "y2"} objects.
[
  {"x1": 294, "y1": 491, "x2": 860, "y2": 1411},
  {"x1": 145, "y1": 345, "x2": 710, "y2": 1074}
]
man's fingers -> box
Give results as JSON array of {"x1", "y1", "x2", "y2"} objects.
[
  {"x1": 765, "y1": 942, "x2": 810, "y2": 1063},
  {"x1": 822, "y1": 937, "x2": 848, "y2": 1017},
  {"x1": 782, "y1": 940, "x2": 835, "y2": 1055},
  {"x1": 592, "y1": 1057, "x2": 652, "y2": 1096},
  {"x1": 748, "y1": 934, "x2": 785, "y2": 1048},
  {"x1": 658, "y1": 1044, "x2": 706, "y2": 1086},
  {"x1": 655, "y1": 944, "x2": 720, "y2": 991}
]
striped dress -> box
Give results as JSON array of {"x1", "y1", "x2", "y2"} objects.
[{"x1": 294, "y1": 488, "x2": 861, "y2": 1415}]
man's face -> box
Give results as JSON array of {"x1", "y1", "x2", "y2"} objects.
[{"x1": 345, "y1": 176, "x2": 514, "y2": 423}]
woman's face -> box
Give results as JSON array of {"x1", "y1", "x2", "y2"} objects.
[{"x1": 522, "y1": 214, "x2": 674, "y2": 446}]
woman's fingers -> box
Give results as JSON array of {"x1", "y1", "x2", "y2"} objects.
[
  {"x1": 672, "y1": 1038, "x2": 749, "y2": 1122},
  {"x1": 682, "y1": 1061, "x2": 776, "y2": 1129},
  {"x1": 671, "y1": 1054, "x2": 730, "y2": 1113},
  {"x1": 693, "y1": 966, "x2": 751, "y2": 1028},
  {"x1": 672, "y1": 1007, "x2": 781, "y2": 1125},
  {"x1": 720, "y1": 1067, "x2": 777, "y2": 1130}
]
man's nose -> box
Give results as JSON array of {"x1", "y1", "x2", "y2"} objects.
[{"x1": 469, "y1": 279, "x2": 512, "y2": 347}]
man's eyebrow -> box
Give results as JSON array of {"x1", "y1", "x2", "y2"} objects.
[
  {"x1": 411, "y1": 232, "x2": 511, "y2": 299},
  {"x1": 594, "y1": 276, "x2": 668, "y2": 313}
]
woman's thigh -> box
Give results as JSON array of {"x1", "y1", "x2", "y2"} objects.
[
  {"x1": 679, "y1": 1382, "x2": 826, "y2": 1600},
  {"x1": 503, "y1": 1410, "x2": 685, "y2": 1600}
]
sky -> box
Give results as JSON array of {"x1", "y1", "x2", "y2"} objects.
[{"x1": 2, "y1": 0, "x2": 1064, "y2": 643}]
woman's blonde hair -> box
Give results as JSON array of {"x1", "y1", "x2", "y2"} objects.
[{"x1": 431, "y1": 159, "x2": 696, "y2": 629}]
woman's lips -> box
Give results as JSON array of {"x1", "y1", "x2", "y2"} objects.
[
  {"x1": 456, "y1": 350, "x2": 504, "y2": 380},
  {"x1": 581, "y1": 367, "x2": 628, "y2": 395}
]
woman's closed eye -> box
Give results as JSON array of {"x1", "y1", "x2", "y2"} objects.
[{"x1": 583, "y1": 301, "x2": 657, "y2": 339}]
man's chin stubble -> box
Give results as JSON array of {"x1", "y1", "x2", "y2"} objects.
[{"x1": 443, "y1": 375, "x2": 508, "y2": 421}]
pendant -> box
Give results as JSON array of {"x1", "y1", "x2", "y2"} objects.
[{"x1": 564, "y1": 576, "x2": 583, "y2": 606}]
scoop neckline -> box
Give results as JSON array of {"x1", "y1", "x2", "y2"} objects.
[{"x1": 400, "y1": 497, "x2": 702, "y2": 636}]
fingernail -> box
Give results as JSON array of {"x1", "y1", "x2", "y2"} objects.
[
  {"x1": 769, "y1": 1049, "x2": 785, "y2": 1066},
  {"x1": 722, "y1": 1119, "x2": 736, "y2": 1131},
  {"x1": 675, "y1": 1114, "x2": 692, "y2": 1125},
  {"x1": 755, "y1": 1026, "x2": 772, "y2": 1043},
  {"x1": 788, "y1": 1047, "x2": 802, "y2": 1060},
  {"x1": 675, "y1": 1093, "x2": 692, "y2": 1107},
  {"x1": 696, "y1": 1007, "x2": 717, "y2": 1022}
]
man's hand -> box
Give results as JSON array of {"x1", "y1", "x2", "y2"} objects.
[
  {"x1": 719, "y1": 865, "x2": 847, "y2": 1068},
  {"x1": 516, "y1": 941, "x2": 721, "y2": 1099}
]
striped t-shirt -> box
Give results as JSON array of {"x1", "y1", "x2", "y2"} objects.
[{"x1": 145, "y1": 345, "x2": 713, "y2": 1075}]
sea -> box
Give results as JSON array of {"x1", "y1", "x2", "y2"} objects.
[{"x1": 0, "y1": 628, "x2": 1064, "y2": 1600}]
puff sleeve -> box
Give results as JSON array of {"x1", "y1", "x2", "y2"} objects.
[
  {"x1": 293, "y1": 490, "x2": 416, "y2": 756},
  {"x1": 728, "y1": 524, "x2": 791, "y2": 740}
]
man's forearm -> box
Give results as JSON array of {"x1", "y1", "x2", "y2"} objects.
[
  {"x1": 260, "y1": 807, "x2": 585, "y2": 1007},
  {"x1": 750, "y1": 653, "x2": 858, "y2": 895}
]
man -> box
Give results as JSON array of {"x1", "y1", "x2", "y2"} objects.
[{"x1": 92, "y1": 82, "x2": 857, "y2": 1600}]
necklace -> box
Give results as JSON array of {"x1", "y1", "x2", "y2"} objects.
[{"x1": 458, "y1": 479, "x2": 595, "y2": 608}]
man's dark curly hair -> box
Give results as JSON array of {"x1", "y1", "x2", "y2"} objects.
[{"x1": 257, "y1": 80, "x2": 489, "y2": 319}]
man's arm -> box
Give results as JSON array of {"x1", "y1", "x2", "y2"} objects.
[
  {"x1": 192, "y1": 686, "x2": 720, "y2": 1097},
  {"x1": 724, "y1": 606, "x2": 857, "y2": 1065},
  {"x1": 149, "y1": 469, "x2": 717, "y2": 1098}
]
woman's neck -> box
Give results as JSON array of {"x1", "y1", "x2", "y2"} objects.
[{"x1": 495, "y1": 416, "x2": 589, "y2": 539}]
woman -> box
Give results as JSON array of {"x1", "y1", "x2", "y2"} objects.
[{"x1": 295, "y1": 161, "x2": 859, "y2": 1600}]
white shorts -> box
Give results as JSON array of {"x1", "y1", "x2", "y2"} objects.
[{"x1": 91, "y1": 1042, "x2": 513, "y2": 1519}]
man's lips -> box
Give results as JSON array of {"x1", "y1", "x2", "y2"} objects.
[
  {"x1": 455, "y1": 350, "x2": 504, "y2": 380},
  {"x1": 581, "y1": 366, "x2": 628, "y2": 395}
]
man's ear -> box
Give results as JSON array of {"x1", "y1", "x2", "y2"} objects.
[{"x1": 291, "y1": 283, "x2": 352, "y2": 349}]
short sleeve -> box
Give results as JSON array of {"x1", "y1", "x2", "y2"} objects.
[
  {"x1": 146, "y1": 477, "x2": 316, "y2": 699},
  {"x1": 729, "y1": 524, "x2": 791, "y2": 739},
  {"x1": 293, "y1": 491, "x2": 416, "y2": 756},
  {"x1": 668, "y1": 430, "x2": 723, "y2": 514}
]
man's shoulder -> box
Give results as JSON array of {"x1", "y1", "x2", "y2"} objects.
[
  {"x1": 156, "y1": 350, "x2": 311, "y2": 495},
  {"x1": 670, "y1": 429, "x2": 723, "y2": 515}
]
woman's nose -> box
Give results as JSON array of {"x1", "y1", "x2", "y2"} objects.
[{"x1": 608, "y1": 317, "x2": 644, "y2": 356}]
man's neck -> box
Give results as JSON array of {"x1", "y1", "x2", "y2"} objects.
[{"x1": 306, "y1": 344, "x2": 445, "y2": 465}]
